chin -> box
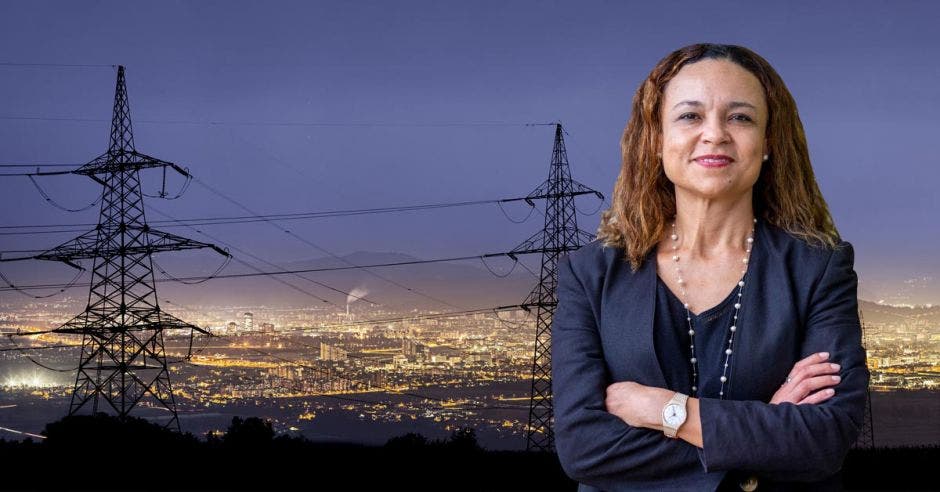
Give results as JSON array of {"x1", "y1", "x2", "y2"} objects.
[{"x1": 679, "y1": 183, "x2": 751, "y2": 202}]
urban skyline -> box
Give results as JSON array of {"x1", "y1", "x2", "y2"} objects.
[{"x1": 1, "y1": 0, "x2": 938, "y2": 451}]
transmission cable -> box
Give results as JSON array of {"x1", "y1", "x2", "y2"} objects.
[
  {"x1": 152, "y1": 255, "x2": 232, "y2": 286},
  {"x1": 190, "y1": 175, "x2": 466, "y2": 311},
  {"x1": 148, "y1": 205, "x2": 372, "y2": 307},
  {"x1": 0, "y1": 337, "x2": 80, "y2": 372},
  {"x1": 27, "y1": 175, "x2": 102, "y2": 212},
  {"x1": 0, "y1": 250, "x2": 541, "y2": 293},
  {"x1": 0, "y1": 114, "x2": 555, "y2": 128},
  {"x1": 0, "y1": 264, "x2": 85, "y2": 299},
  {"x1": 142, "y1": 171, "x2": 192, "y2": 200},
  {"x1": 0, "y1": 196, "x2": 536, "y2": 232},
  {"x1": 0, "y1": 62, "x2": 115, "y2": 68}
]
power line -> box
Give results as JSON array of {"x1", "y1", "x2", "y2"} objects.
[
  {"x1": 0, "y1": 229, "x2": 88, "y2": 237},
  {"x1": 0, "y1": 115, "x2": 105, "y2": 124},
  {"x1": 0, "y1": 169, "x2": 75, "y2": 177},
  {"x1": 0, "y1": 335, "x2": 82, "y2": 373},
  {"x1": 0, "y1": 62, "x2": 114, "y2": 68},
  {"x1": 0, "y1": 114, "x2": 555, "y2": 128},
  {"x1": 172, "y1": 252, "x2": 532, "y2": 283},
  {"x1": 0, "y1": 196, "x2": 536, "y2": 232},
  {"x1": 27, "y1": 175, "x2": 103, "y2": 211},
  {"x1": 0, "y1": 249, "x2": 538, "y2": 294},
  {"x1": 0, "y1": 163, "x2": 83, "y2": 168},
  {"x1": 147, "y1": 205, "x2": 367, "y2": 307},
  {"x1": 0, "y1": 266, "x2": 85, "y2": 299},
  {"x1": 188, "y1": 175, "x2": 471, "y2": 312}
]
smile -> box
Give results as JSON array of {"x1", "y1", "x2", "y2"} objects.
[{"x1": 694, "y1": 157, "x2": 733, "y2": 168}]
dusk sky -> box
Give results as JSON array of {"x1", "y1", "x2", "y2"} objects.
[{"x1": 1, "y1": 1, "x2": 938, "y2": 304}]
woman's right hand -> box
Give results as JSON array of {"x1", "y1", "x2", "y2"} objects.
[{"x1": 770, "y1": 352, "x2": 842, "y2": 405}]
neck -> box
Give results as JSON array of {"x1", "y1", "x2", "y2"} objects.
[{"x1": 673, "y1": 191, "x2": 755, "y2": 259}]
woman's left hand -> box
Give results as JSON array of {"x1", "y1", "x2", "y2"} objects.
[{"x1": 605, "y1": 381, "x2": 674, "y2": 430}]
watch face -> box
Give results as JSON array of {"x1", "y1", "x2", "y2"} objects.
[{"x1": 663, "y1": 403, "x2": 687, "y2": 426}]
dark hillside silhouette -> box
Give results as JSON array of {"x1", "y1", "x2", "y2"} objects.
[{"x1": 0, "y1": 413, "x2": 934, "y2": 490}]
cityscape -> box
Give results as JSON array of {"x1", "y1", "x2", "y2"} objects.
[
  {"x1": 0, "y1": 3, "x2": 938, "y2": 490},
  {"x1": 1, "y1": 295, "x2": 937, "y2": 448},
  {"x1": 1, "y1": 300, "x2": 540, "y2": 447}
]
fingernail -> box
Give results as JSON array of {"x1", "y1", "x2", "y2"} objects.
[
  {"x1": 819, "y1": 352, "x2": 830, "y2": 359},
  {"x1": 825, "y1": 389, "x2": 835, "y2": 395},
  {"x1": 830, "y1": 363, "x2": 841, "y2": 370},
  {"x1": 831, "y1": 375, "x2": 841, "y2": 382}
]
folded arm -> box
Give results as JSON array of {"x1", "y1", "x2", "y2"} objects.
[
  {"x1": 696, "y1": 242, "x2": 869, "y2": 480},
  {"x1": 555, "y1": 242, "x2": 869, "y2": 486},
  {"x1": 609, "y1": 243, "x2": 868, "y2": 481},
  {"x1": 551, "y1": 254, "x2": 705, "y2": 489}
]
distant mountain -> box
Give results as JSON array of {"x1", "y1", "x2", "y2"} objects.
[
  {"x1": 856, "y1": 272, "x2": 939, "y2": 306},
  {"x1": 6, "y1": 249, "x2": 939, "y2": 320},
  {"x1": 858, "y1": 299, "x2": 940, "y2": 325},
  {"x1": 150, "y1": 250, "x2": 538, "y2": 312}
]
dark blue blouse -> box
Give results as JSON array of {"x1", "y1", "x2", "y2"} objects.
[{"x1": 654, "y1": 275, "x2": 740, "y2": 399}]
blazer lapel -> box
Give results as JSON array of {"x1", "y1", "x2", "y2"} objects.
[
  {"x1": 603, "y1": 249, "x2": 668, "y2": 388},
  {"x1": 729, "y1": 220, "x2": 801, "y2": 400}
]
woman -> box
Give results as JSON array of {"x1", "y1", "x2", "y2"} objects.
[{"x1": 551, "y1": 43, "x2": 868, "y2": 491}]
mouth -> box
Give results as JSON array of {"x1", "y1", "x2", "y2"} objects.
[{"x1": 693, "y1": 155, "x2": 734, "y2": 168}]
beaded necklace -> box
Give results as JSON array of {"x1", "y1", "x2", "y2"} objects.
[{"x1": 668, "y1": 218, "x2": 755, "y2": 399}]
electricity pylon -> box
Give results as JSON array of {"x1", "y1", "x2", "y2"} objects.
[
  {"x1": 5, "y1": 66, "x2": 228, "y2": 430},
  {"x1": 855, "y1": 308, "x2": 876, "y2": 449},
  {"x1": 505, "y1": 123, "x2": 602, "y2": 451}
]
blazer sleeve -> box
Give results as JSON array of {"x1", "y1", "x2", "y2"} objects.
[
  {"x1": 698, "y1": 241, "x2": 870, "y2": 481},
  {"x1": 552, "y1": 253, "x2": 703, "y2": 489}
]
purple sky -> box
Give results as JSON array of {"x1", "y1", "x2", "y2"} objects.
[{"x1": 0, "y1": 0, "x2": 938, "y2": 304}]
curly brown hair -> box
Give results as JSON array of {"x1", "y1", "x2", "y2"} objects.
[{"x1": 596, "y1": 43, "x2": 839, "y2": 270}]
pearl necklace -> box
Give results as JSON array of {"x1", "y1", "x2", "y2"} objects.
[{"x1": 669, "y1": 218, "x2": 755, "y2": 399}]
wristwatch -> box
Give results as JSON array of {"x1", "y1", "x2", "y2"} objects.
[{"x1": 661, "y1": 392, "x2": 689, "y2": 438}]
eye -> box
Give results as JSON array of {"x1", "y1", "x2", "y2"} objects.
[
  {"x1": 678, "y1": 113, "x2": 699, "y2": 121},
  {"x1": 730, "y1": 114, "x2": 754, "y2": 122}
]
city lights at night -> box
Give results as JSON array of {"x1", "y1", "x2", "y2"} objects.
[{"x1": 0, "y1": 1, "x2": 937, "y2": 490}]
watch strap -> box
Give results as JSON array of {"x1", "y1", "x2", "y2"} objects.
[{"x1": 662, "y1": 392, "x2": 689, "y2": 438}]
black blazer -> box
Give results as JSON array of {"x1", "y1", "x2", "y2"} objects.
[{"x1": 551, "y1": 220, "x2": 869, "y2": 491}]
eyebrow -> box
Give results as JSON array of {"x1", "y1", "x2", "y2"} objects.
[{"x1": 671, "y1": 100, "x2": 758, "y2": 111}]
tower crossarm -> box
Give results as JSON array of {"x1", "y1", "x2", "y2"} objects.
[
  {"x1": 53, "y1": 307, "x2": 210, "y2": 336},
  {"x1": 74, "y1": 150, "x2": 189, "y2": 186},
  {"x1": 507, "y1": 229, "x2": 595, "y2": 257},
  {"x1": 523, "y1": 178, "x2": 603, "y2": 205},
  {"x1": 26, "y1": 227, "x2": 228, "y2": 266}
]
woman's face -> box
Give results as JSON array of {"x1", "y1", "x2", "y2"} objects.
[{"x1": 659, "y1": 58, "x2": 768, "y2": 203}]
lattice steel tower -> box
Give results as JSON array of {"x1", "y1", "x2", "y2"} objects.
[
  {"x1": 20, "y1": 66, "x2": 227, "y2": 430},
  {"x1": 854, "y1": 308, "x2": 876, "y2": 449},
  {"x1": 510, "y1": 123, "x2": 602, "y2": 451}
]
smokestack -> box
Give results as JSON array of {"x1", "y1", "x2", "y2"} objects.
[{"x1": 346, "y1": 286, "x2": 368, "y2": 319}]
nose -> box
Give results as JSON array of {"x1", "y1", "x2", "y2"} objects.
[{"x1": 701, "y1": 115, "x2": 730, "y2": 144}]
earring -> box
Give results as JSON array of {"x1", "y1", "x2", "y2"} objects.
[{"x1": 762, "y1": 154, "x2": 769, "y2": 161}]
